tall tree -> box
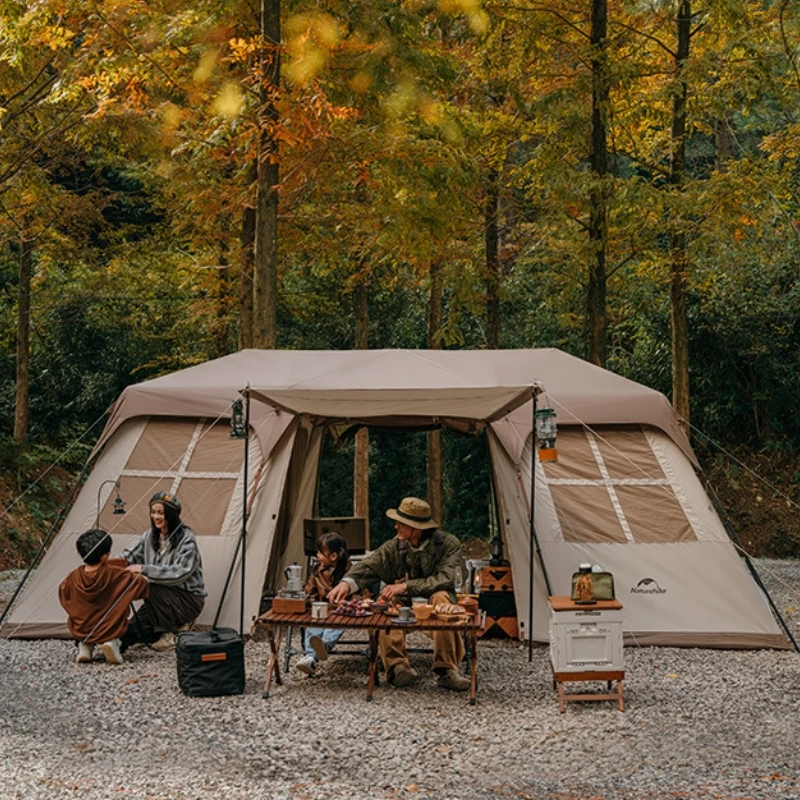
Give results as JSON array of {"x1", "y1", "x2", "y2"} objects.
[
  {"x1": 668, "y1": 0, "x2": 693, "y2": 427},
  {"x1": 253, "y1": 0, "x2": 281, "y2": 348},
  {"x1": 588, "y1": 0, "x2": 609, "y2": 366}
]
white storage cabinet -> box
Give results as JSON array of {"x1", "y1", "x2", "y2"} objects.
[{"x1": 549, "y1": 603, "x2": 624, "y2": 672}]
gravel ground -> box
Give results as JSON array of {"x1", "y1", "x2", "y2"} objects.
[{"x1": 1, "y1": 559, "x2": 799, "y2": 800}]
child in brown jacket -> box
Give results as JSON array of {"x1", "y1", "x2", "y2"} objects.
[
  {"x1": 295, "y1": 531, "x2": 351, "y2": 675},
  {"x1": 59, "y1": 529, "x2": 150, "y2": 664}
]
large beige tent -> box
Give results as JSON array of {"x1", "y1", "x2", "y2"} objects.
[{"x1": 2, "y1": 349, "x2": 790, "y2": 649}]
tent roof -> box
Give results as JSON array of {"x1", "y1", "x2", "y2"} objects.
[{"x1": 93, "y1": 348, "x2": 695, "y2": 465}]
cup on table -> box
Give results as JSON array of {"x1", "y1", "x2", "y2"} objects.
[
  {"x1": 412, "y1": 603, "x2": 433, "y2": 621},
  {"x1": 397, "y1": 606, "x2": 413, "y2": 622},
  {"x1": 311, "y1": 601, "x2": 329, "y2": 620},
  {"x1": 411, "y1": 597, "x2": 427, "y2": 607}
]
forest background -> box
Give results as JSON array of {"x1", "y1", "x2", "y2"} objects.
[{"x1": 1, "y1": 0, "x2": 799, "y2": 570}]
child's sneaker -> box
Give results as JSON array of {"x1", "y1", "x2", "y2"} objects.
[
  {"x1": 76, "y1": 642, "x2": 94, "y2": 663},
  {"x1": 295, "y1": 656, "x2": 318, "y2": 675},
  {"x1": 307, "y1": 634, "x2": 328, "y2": 662},
  {"x1": 100, "y1": 639, "x2": 124, "y2": 665}
]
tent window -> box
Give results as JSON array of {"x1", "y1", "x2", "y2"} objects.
[
  {"x1": 98, "y1": 418, "x2": 244, "y2": 537},
  {"x1": 542, "y1": 426, "x2": 696, "y2": 544},
  {"x1": 615, "y1": 485, "x2": 695, "y2": 543},
  {"x1": 550, "y1": 485, "x2": 629, "y2": 544}
]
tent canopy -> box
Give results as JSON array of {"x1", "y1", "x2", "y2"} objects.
[{"x1": 97, "y1": 348, "x2": 694, "y2": 462}]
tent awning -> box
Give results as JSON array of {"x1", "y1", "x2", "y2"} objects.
[{"x1": 248, "y1": 386, "x2": 535, "y2": 427}]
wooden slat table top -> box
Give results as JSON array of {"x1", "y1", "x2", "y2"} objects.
[{"x1": 258, "y1": 609, "x2": 483, "y2": 633}]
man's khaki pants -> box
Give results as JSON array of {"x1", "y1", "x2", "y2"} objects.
[{"x1": 379, "y1": 590, "x2": 465, "y2": 680}]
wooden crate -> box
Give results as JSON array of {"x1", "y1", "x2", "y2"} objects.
[{"x1": 272, "y1": 596, "x2": 308, "y2": 614}]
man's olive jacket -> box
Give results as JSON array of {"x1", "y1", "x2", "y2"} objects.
[{"x1": 343, "y1": 529, "x2": 463, "y2": 601}]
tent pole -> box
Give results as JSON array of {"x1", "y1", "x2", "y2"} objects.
[
  {"x1": 0, "y1": 459, "x2": 90, "y2": 632},
  {"x1": 529, "y1": 390, "x2": 536, "y2": 662},
  {"x1": 240, "y1": 386, "x2": 250, "y2": 637},
  {"x1": 529, "y1": 387, "x2": 553, "y2": 662}
]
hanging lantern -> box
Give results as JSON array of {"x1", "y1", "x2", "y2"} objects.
[
  {"x1": 112, "y1": 489, "x2": 126, "y2": 515},
  {"x1": 230, "y1": 398, "x2": 247, "y2": 439},
  {"x1": 535, "y1": 407, "x2": 558, "y2": 462},
  {"x1": 489, "y1": 532, "x2": 505, "y2": 567}
]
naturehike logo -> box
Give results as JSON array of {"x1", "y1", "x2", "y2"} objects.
[{"x1": 631, "y1": 578, "x2": 667, "y2": 595}]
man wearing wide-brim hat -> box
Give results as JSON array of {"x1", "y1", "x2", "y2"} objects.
[{"x1": 328, "y1": 496, "x2": 470, "y2": 691}]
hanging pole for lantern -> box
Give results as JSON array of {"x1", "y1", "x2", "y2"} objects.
[
  {"x1": 240, "y1": 387, "x2": 250, "y2": 636},
  {"x1": 95, "y1": 479, "x2": 126, "y2": 528},
  {"x1": 529, "y1": 384, "x2": 554, "y2": 663}
]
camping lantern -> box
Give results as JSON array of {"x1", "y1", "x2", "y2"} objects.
[
  {"x1": 230, "y1": 398, "x2": 247, "y2": 439},
  {"x1": 112, "y1": 493, "x2": 126, "y2": 515},
  {"x1": 489, "y1": 532, "x2": 505, "y2": 566},
  {"x1": 535, "y1": 407, "x2": 558, "y2": 462}
]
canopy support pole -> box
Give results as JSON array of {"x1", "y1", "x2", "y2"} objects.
[{"x1": 529, "y1": 387, "x2": 553, "y2": 661}]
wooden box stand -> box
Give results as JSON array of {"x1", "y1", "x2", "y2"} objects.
[
  {"x1": 477, "y1": 565, "x2": 518, "y2": 639},
  {"x1": 548, "y1": 595, "x2": 625, "y2": 712}
]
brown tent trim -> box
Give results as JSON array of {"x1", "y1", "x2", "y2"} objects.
[{"x1": 623, "y1": 631, "x2": 793, "y2": 650}]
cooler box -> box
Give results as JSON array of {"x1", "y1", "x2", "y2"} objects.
[{"x1": 176, "y1": 628, "x2": 246, "y2": 697}]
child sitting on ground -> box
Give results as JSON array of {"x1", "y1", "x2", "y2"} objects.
[
  {"x1": 58, "y1": 529, "x2": 150, "y2": 665},
  {"x1": 295, "y1": 531, "x2": 351, "y2": 675}
]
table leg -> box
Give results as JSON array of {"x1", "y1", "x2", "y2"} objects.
[
  {"x1": 262, "y1": 624, "x2": 283, "y2": 699},
  {"x1": 617, "y1": 679, "x2": 625, "y2": 711},
  {"x1": 366, "y1": 630, "x2": 382, "y2": 701},
  {"x1": 469, "y1": 631, "x2": 478, "y2": 706}
]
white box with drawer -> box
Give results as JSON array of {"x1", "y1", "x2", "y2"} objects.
[{"x1": 548, "y1": 598, "x2": 624, "y2": 672}]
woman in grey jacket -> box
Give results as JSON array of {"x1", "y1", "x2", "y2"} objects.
[{"x1": 120, "y1": 491, "x2": 206, "y2": 651}]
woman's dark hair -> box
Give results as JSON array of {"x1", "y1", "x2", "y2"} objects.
[
  {"x1": 77, "y1": 529, "x2": 112, "y2": 565},
  {"x1": 149, "y1": 501, "x2": 185, "y2": 550},
  {"x1": 317, "y1": 531, "x2": 349, "y2": 586}
]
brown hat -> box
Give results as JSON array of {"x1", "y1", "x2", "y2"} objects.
[{"x1": 386, "y1": 497, "x2": 438, "y2": 531}]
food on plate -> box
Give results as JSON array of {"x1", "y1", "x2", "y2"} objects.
[
  {"x1": 333, "y1": 598, "x2": 368, "y2": 617},
  {"x1": 434, "y1": 602, "x2": 466, "y2": 616}
]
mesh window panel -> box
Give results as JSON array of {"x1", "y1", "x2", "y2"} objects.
[{"x1": 550, "y1": 485, "x2": 628, "y2": 544}]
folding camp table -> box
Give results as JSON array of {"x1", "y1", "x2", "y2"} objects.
[{"x1": 257, "y1": 609, "x2": 484, "y2": 704}]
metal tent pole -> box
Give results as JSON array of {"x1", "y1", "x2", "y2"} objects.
[
  {"x1": 239, "y1": 387, "x2": 250, "y2": 637},
  {"x1": 529, "y1": 390, "x2": 536, "y2": 662},
  {"x1": 529, "y1": 386, "x2": 553, "y2": 662}
]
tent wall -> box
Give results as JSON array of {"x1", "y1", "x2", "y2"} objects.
[
  {"x1": 492, "y1": 423, "x2": 789, "y2": 648},
  {"x1": 2, "y1": 417, "x2": 295, "y2": 638}
]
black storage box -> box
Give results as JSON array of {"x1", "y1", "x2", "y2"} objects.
[{"x1": 176, "y1": 628, "x2": 245, "y2": 697}]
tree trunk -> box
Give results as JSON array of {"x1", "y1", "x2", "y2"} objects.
[
  {"x1": 669, "y1": 0, "x2": 692, "y2": 428},
  {"x1": 588, "y1": 0, "x2": 609, "y2": 367},
  {"x1": 714, "y1": 112, "x2": 734, "y2": 172},
  {"x1": 238, "y1": 160, "x2": 257, "y2": 350},
  {"x1": 427, "y1": 260, "x2": 444, "y2": 524},
  {"x1": 14, "y1": 234, "x2": 32, "y2": 444},
  {"x1": 485, "y1": 171, "x2": 501, "y2": 350},
  {"x1": 253, "y1": 0, "x2": 280, "y2": 349},
  {"x1": 353, "y1": 282, "x2": 370, "y2": 544}
]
